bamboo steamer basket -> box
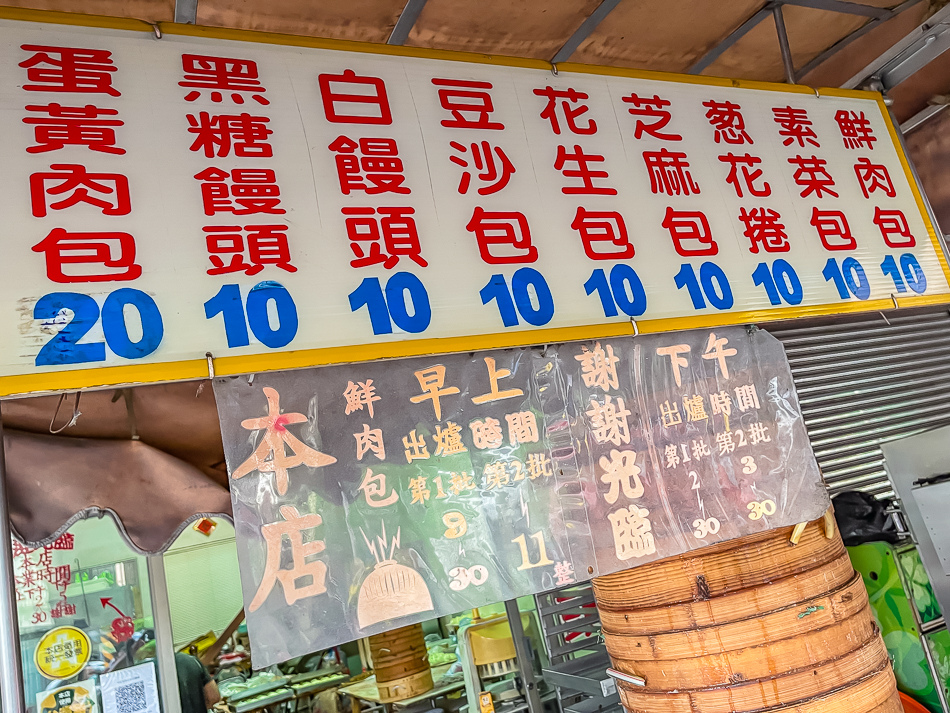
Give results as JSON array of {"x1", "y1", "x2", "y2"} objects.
[
  {"x1": 592, "y1": 518, "x2": 901, "y2": 713},
  {"x1": 369, "y1": 623, "x2": 433, "y2": 702}
]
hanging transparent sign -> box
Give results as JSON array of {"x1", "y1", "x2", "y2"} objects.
[{"x1": 215, "y1": 326, "x2": 829, "y2": 666}]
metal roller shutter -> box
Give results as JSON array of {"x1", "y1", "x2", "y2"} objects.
[{"x1": 766, "y1": 305, "x2": 950, "y2": 500}]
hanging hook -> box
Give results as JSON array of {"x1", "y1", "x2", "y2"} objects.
[
  {"x1": 49, "y1": 392, "x2": 82, "y2": 434},
  {"x1": 148, "y1": 22, "x2": 162, "y2": 39},
  {"x1": 630, "y1": 317, "x2": 639, "y2": 337},
  {"x1": 551, "y1": 62, "x2": 559, "y2": 77},
  {"x1": 891, "y1": 293, "x2": 899, "y2": 310},
  {"x1": 813, "y1": 86, "x2": 820, "y2": 99},
  {"x1": 198, "y1": 353, "x2": 216, "y2": 395}
]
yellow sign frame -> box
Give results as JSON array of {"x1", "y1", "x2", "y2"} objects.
[
  {"x1": 33, "y1": 625, "x2": 92, "y2": 680},
  {"x1": 0, "y1": 7, "x2": 948, "y2": 398}
]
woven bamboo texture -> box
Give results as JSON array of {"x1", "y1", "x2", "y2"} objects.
[
  {"x1": 368, "y1": 623, "x2": 433, "y2": 701},
  {"x1": 593, "y1": 519, "x2": 900, "y2": 712}
]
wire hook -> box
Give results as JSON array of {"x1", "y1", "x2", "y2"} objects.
[{"x1": 49, "y1": 392, "x2": 82, "y2": 433}]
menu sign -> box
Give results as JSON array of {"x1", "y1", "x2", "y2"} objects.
[{"x1": 0, "y1": 18, "x2": 945, "y2": 397}]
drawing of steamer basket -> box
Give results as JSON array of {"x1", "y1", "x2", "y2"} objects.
[{"x1": 359, "y1": 549, "x2": 436, "y2": 703}]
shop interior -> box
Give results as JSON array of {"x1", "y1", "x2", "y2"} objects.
[{"x1": 17, "y1": 514, "x2": 599, "y2": 713}]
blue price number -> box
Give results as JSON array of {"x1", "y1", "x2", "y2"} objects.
[
  {"x1": 674, "y1": 263, "x2": 734, "y2": 310},
  {"x1": 349, "y1": 272, "x2": 431, "y2": 335},
  {"x1": 584, "y1": 264, "x2": 648, "y2": 318},
  {"x1": 751, "y1": 260, "x2": 804, "y2": 306},
  {"x1": 480, "y1": 268, "x2": 555, "y2": 327},
  {"x1": 34, "y1": 288, "x2": 164, "y2": 366},
  {"x1": 881, "y1": 253, "x2": 927, "y2": 295},
  {"x1": 205, "y1": 281, "x2": 298, "y2": 348},
  {"x1": 822, "y1": 257, "x2": 870, "y2": 300}
]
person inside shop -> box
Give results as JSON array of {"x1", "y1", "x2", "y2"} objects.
[{"x1": 176, "y1": 648, "x2": 221, "y2": 713}]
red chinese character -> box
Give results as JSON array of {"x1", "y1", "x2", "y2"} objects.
[
  {"x1": 432, "y1": 78, "x2": 504, "y2": 130},
  {"x1": 702, "y1": 99, "x2": 752, "y2": 144},
  {"x1": 873, "y1": 207, "x2": 915, "y2": 248},
  {"x1": 30, "y1": 164, "x2": 130, "y2": 217},
  {"x1": 329, "y1": 136, "x2": 410, "y2": 195},
  {"x1": 204, "y1": 224, "x2": 297, "y2": 275},
  {"x1": 194, "y1": 167, "x2": 284, "y2": 215},
  {"x1": 718, "y1": 153, "x2": 770, "y2": 198},
  {"x1": 571, "y1": 208, "x2": 634, "y2": 260},
  {"x1": 180, "y1": 54, "x2": 268, "y2": 104},
  {"x1": 854, "y1": 158, "x2": 895, "y2": 199},
  {"x1": 555, "y1": 145, "x2": 616, "y2": 195},
  {"x1": 466, "y1": 207, "x2": 537, "y2": 264},
  {"x1": 449, "y1": 141, "x2": 514, "y2": 195},
  {"x1": 643, "y1": 149, "x2": 699, "y2": 196},
  {"x1": 20, "y1": 45, "x2": 120, "y2": 96},
  {"x1": 318, "y1": 69, "x2": 391, "y2": 125},
  {"x1": 187, "y1": 112, "x2": 273, "y2": 158},
  {"x1": 24, "y1": 103, "x2": 124, "y2": 155},
  {"x1": 662, "y1": 208, "x2": 716, "y2": 256},
  {"x1": 810, "y1": 208, "x2": 856, "y2": 250},
  {"x1": 533, "y1": 86, "x2": 596, "y2": 135},
  {"x1": 788, "y1": 155, "x2": 838, "y2": 198},
  {"x1": 48, "y1": 564, "x2": 71, "y2": 592},
  {"x1": 11, "y1": 541, "x2": 33, "y2": 558},
  {"x1": 343, "y1": 206, "x2": 427, "y2": 269},
  {"x1": 772, "y1": 106, "x2": 819, "y2": 147},
  {"x1": 835, "y1": 110, "x2": 876, "y2": 150},
  {"x1": 51, "y1": 602, "x2": 76, "y2": 619},
  {"x1": 32, "y1": 228, "x2": 141, "y2": 282},
  {"x1": 34, "y1": 549, "x2": 52, "y2": 568},
  {"x1": 50, "y1": 533, "x2": 74, "y2": 550},
  {"x1": 622, "y1": 94, "x2": 681, "y2": 141},
  {"x1": 738, "y1": 207, "x2": 789, "y2": 253}
]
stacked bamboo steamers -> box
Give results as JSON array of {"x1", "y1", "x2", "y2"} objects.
[
  {"x1": 591, "y1": 517, "x2": 901, "y2": 713},
  {"x1": 369, "y1": 623, "x2": 434, "y2": 702}
]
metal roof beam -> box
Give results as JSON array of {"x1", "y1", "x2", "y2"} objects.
[
  {"x1": 843, "y1": 2, "x2": 950, "y2": 88},
  {"x1": 900, "y1": 102, "x2": 949, "y2": 133},
  {"x1": 551, "y1": 0, "x2": 623, "y2": 65},
  {"x1": 773, "y1": 5, "x2": 796, "y2": 83},
  {"x1": 689, "y1": 5, "x2": 773, "y2": 74},
  {"x1": 780, "y1": 0, "x2": 887, "y2": 19},
  {"x1": 794, "y1": 0, "x2": 925, "y2": 83},
  {"x1": 174, "y1": 0, "x2": 198, "y2": 25},
  {"x1": 388, "y1": 0, "x2": 428, "y2": 46}
]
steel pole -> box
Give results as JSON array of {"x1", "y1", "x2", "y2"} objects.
[
  {"x1": 773, "y1": 5, "x2": 797, "y2": 84},
  {"x1": 504, "y1": 599, "x2": 544, "y2": 713},
  {"x1": 0, "y1": 403, "x2": 26, "y2": 713}
]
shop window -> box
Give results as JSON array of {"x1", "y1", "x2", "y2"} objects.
[{"x1": 14, "y1": 516, "x2": 159, "y2": 713}]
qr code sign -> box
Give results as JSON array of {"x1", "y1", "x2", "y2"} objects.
[{"x1": 114, "y1": 682, "x2": 147, "y2": 713}]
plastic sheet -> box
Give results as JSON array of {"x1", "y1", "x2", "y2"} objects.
[{"x1": 213, "y1": 326, "x2": 829, "y2": 666}]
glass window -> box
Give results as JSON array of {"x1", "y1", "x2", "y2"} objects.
[{"x1": 14, "y1": 516, "x2": 156, "y2": 713}]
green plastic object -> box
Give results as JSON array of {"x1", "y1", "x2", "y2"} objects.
[
  {"x1": 899, "y1": 547, "x2": 943, "y2": 625},
  {"x1": 848, "y1": 542, "x2": 944, "y2": 713},
  {"x1": 925, "y1": 629, "x2": 950, "y2": 707}
]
